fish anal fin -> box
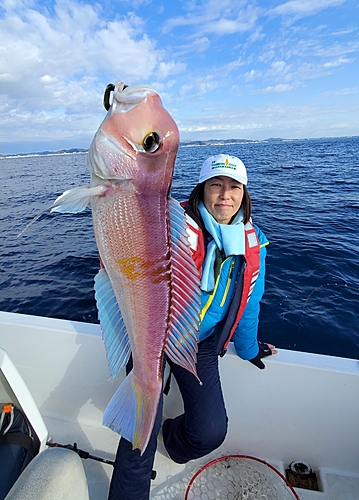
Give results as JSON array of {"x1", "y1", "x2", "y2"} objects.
[{"x1": 94, "y1": 268, "x2": 131, "y2": 378}]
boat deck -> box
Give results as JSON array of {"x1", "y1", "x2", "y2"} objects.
[
  {"x1": 43, "y1": 414, "x2": 359, "y2": 500},
  {"x1": 1, "y1": 312, "x2": 358, "y2": 499}
]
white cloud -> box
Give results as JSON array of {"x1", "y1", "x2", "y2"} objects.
[
  {"x1": 178, "y1": 98, "x2": 359, "y2": 141},
  {"x1": 0, "y1": 2, "x2": 173, "y2": 97},
  {"x1": 244, "y1": 69, "x2": 259, "y2": 81},
  {"x1": 205, "y1": 14, "x2": 256, "y2": 36},
  {"x1": 269, "y1": 60, "x2": 290, "y2": 74},
  {"x1": 272, "y1": 0, "x2": 345, "y2": 18},
  {"x1": 257, "y1": 83, "x2": 295, "y2": 94},
  {"x1": 155, "y1": 61, "x2": 187, "y2": 79},
  {"x1": 332, "y1": 27, "x2": 357, "y2": 36},
  {"x1": 117, "y1": 0, "x2": 152, "y2": 7},
  {"x1": 0, "y1": 0, "x2": 181, "y2": 149},
  {"x1": 179, "y1": 76, "x2": 219, "y2": 99},
  {"x1": 229, "y1": 85, "x2": 243, "y2": 96},
  {"x1": 229, "y1": 57, "x2": 245, "y2": 70},
  {"x1": 175, "y1": 36, "x2": 211, "y2": 57},
  {"x1": 323, "y1": 57, "x2": 354, "y2": 68},
  {"x1": 323, "y1": 87, "x2": 359, "y2": 96},
  {"x1": 164, "y1": 2, "x2": 259, "y2": 37},
  {"x1": 0, "y1": 0, "x2": 358, "y2": 153}
]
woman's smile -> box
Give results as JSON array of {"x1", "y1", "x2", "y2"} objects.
[{"x1": 203, "y1": 176, "x2": 244, "y2": 224}]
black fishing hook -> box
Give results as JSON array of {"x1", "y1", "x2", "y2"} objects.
[
  {"x1": 103, "y1": 84, "x2": 115, "y2": 111},
  {"x1": 103, "y1": 83, "x2": 129, "y2": 110}
]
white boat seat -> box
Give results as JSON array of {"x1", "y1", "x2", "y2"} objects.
[{"x1": 5, "y1": 447, "x2": 89, "y2": 500}]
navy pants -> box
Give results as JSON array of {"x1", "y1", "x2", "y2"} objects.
[{"x1": 108, "y1": 334, "x2": 228, "y2": 500}]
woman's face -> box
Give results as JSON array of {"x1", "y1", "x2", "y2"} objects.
[{"x1": 203, "y1": 175, "x2": 244, "y2": 224}]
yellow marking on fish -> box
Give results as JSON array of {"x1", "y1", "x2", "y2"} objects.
[
  {"x1": 117, "y1": 257, "x2": 144, "y2": 280},
  {"x1": 117, "y1": 256, "x2": 169, "y2": 283},
  {"x1": 133, "y1": 383, "x2": 144, "y2": 451}
]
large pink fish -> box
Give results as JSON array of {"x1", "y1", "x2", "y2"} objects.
[{"x1": 50, "y1": 82, "x2": 201, "y2": 453}]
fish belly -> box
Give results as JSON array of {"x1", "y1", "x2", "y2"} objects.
[{"x1": 92, "y1": 188, "x2": 171, "y2": 452}]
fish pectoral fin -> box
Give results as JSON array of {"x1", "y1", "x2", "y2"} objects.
[
  {"x1": 18, "y1": 207, "x2": 53, "y2": 237},
  {"x1": 50, "y1": 185, "x2": 107, "y2": 214},
  {"x1": 17, "y1": 185, "x2": 107, "y2": 237},
  {"x1": 165, "y1": 198, "x2": 202, "y2": 383},
  {"x1": 94, "y1": 268, "x2": 131, "y2": 378}
]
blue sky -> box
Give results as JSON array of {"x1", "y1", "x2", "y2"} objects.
[{"x1": 0, "y1": 0, "x2": 358, "y2": 154}]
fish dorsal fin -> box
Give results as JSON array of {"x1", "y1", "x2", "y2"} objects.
[
  {"x1": 50, "y1": 185, "x2": 107, "y2": 214},
  {"x1": 94, "y1": 268, "x2": 131, "y2": 378},
  {"x1": 165, "y1": 198, "x2": 202, "y2": 382}
]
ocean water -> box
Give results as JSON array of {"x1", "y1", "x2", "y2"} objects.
[{"x1": 1, "y1": 137, "x2": 358, "y2": 359}]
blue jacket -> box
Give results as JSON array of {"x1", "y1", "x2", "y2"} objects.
[
  {"x1": 231, "y1": 225, "x2": 268, "y2": 360},
  {"x1": 184, "y1": 205, "x2": 268, "y2": 361}
]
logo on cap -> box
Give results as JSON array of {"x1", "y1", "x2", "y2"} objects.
[{"x1": 211, "y1": 158, "x2": 237, "y2": 171}]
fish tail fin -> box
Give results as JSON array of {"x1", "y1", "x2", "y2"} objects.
[{"x1": 103, "y1": 372, "x2": 160, "y2": 455}]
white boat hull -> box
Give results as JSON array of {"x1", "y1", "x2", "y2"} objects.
[{"x1": 0, "y1": 311, "x2": 358, "y2": 499}]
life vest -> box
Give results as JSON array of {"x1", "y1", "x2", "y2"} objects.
[{"x1": 183, "y1": 205, "x2": 260, "y2": 355}]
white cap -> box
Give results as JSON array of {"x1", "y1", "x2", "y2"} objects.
[{"x1": 199, "y1": 154, "x2": 248, "y2": 185}]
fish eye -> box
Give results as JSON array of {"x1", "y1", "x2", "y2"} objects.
[{"x1": 143, "y1": 132, "x2": 161, "y2": 153}]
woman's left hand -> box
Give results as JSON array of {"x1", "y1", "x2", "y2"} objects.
[
  {"x1": 249, "y1": 341, "x2": 278, "y2": 370},
  {"x1": 264, "y1": 343, "x2": 278, "y2": 356}
]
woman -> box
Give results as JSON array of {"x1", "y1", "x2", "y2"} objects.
[{"x1": 109, "y1": 153, "x2": 277, "y2": 499}]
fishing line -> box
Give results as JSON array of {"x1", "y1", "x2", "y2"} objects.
[{"x1": 298, "y1": 276, "x2": 359, "y2": 331}]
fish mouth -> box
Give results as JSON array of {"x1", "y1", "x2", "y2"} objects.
[{"x1": 113, "y1": 83, "x2": 158, "y2": 113}]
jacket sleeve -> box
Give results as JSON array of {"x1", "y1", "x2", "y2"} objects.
[{"x1": 232, "y1": 225, "x2": 268, "y2": 360}]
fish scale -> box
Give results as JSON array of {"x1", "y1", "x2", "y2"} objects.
[
  {"x1": 94, "y1": 194, "x2": 177, "y2": 451},
  {"x1": 94, "y1": 194, "x2": 170, "y2": 338}
]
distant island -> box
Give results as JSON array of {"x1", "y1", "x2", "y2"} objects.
[
  {"x1": 179, "y1": 138, "x2": 284, "y2": 147},
  {"x1": 1, "y1": 136, "x2": 354, "y2": 159},
  {"x1": 1, "y1": 139, "x2": 264, "y2": 158},
  {"x1": 0, "y1": 148, "x2": 89, "y2": 159}
]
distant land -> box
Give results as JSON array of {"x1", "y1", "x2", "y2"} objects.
[
  {"x1": 0, "y1": 139, "x2": 264, "y2": 158},
  {"x1": 1, "y1": 136, "x2": 356, "y2": 159},
  {"x1": 0, "y1": 147, "x2": 89, "y2": 159}
]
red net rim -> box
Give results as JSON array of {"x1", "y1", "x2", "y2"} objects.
[{"x1": 184, "y1": 454, "x2": 300, "y2": 500}]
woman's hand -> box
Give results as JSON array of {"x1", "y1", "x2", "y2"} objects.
[
  {"x1": 249, "y1": 341, "x2": 278, "y2": 370},
  {"x1": 265, "y1": 343, "x2": 278, "y2": 355}
]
